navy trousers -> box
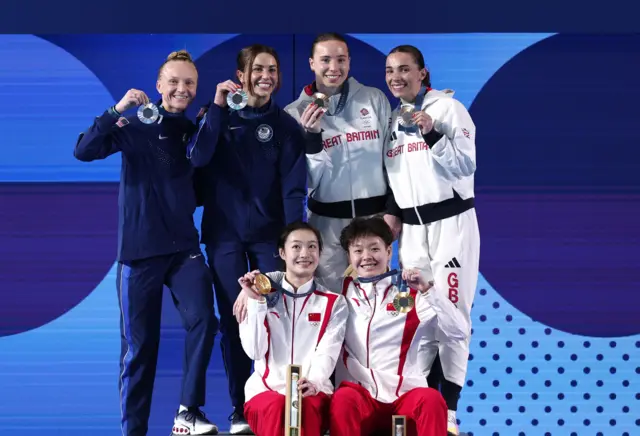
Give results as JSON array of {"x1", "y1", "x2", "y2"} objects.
[
  {"x1": 205, "y1": 241, "x2": 282, "y2": 411},
  {"x1": 116, "y1": 249, "x2": 218, "y2": 436}
]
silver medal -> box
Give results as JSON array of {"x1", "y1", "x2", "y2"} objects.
[
  {"x1": 398, "y1": 104, "x2": 416, "y2": 127},
  {"x1": 227, "y1": 89, "x2": 248, "y2": 110},
  {"x1": 137, "y1": 103, "x2": 159, "y2": 124}
]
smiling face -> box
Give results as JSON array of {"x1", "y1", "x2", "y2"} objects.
[
  {"x1": 279, "y1": 229, "x2": 320, "y2": 279},
  {"x1": 309, "y1": 39, "x2": 350, "y2": 93},
  {"x1": 238, "y1": 52, "x2": 279, "y2": 100},
  {"x1": 156, "y1": 60, "x2": 198, "y2": 112},
  {"x1": 385, "y1": 51, "x2": 427, "y2": 101},
  {"x1": 347, "y1": 235, "x2": 392, "y2": 278}
]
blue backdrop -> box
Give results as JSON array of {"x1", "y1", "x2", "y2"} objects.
[{"x1": 0, "y1": 33, "x2": 638, "y2": 436}]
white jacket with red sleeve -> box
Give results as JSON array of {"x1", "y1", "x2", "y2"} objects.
[
  {"x1": 239, "y1": 271, "x2": 349, "y2": 402},
  {"x1": 335, "y1": 275, "x2": 468, "y2": 403}
]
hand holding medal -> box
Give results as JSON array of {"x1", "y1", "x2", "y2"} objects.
[
  {"x1": 398, "y1": 105, "x2": 433, "y2": 135},
  {"x1": 214, "y1": 80, "x2": 247, "y2": 110},
  {"x1": 300, "y1": 95, "x2": 327, "y2": 133},
  {"x1": 402, "y1": 268, "x2": 434, "y2": 293},
  {"x1": 114, "y1": 88, "x2": 159, "y2": 124},
  {"x1": 237, "y1": 270, "x2": 272, "y2": 300}
]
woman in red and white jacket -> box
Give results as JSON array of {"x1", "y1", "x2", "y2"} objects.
[
  {"x1": 237, "y1": 221, "x2": 349, "y2": 436},
  {"x1": 331, "y1": 216, "x2": 468, "y2": 436}
]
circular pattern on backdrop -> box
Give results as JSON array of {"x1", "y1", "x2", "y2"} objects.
[
  {"x1": 0, "y1": 35, "x2": 118, "y2": 337},
  {"x1": 467, "y1": 33, "x2": 640, "y2": 337},
  {"x1": 458, "y1": 278, "x2": 638, "y2": 435}
]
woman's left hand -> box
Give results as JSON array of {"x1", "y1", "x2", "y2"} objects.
[
  {"x1": 298, "y1": 377, "x2": 319, "y2": 397},
  {"x1": 412, "y1": 110, "x2": 434, "y2": 135},
  {"x1": 402, "y1": 268, "x2": 434, "y2": 293}
]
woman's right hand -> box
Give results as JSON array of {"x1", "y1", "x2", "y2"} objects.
[
  {"x1": 237, "y1": 270, "x2": 264, "y2": 300},
  {"x1": 233, "y1": 291, "x2": 249, "y2": 323},
  {"x1": 300, "y1": 102, "x2": 327, "y2": 133},
  {"x1": 235, "y1": 270, "x2": 264, "y2": 323},
  {"x1": 214, "y1": 80, "x2": 243, "y2": 108},
  {"x1": 114, "y1": 88, "x2": 150, "y2": 114}
]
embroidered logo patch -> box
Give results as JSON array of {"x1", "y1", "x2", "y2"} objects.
[
  {"x1": 308, "y1": 312, "x2": 321, "y2": 326},
  {"x1": 116, "y1": 117, "x2": 129, "y2": 128}
]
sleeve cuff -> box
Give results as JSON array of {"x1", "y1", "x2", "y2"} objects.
[
  {"x1": 247, "y1": 296, "x2": 268, "y2": 314},
  {"x1": 97, "y1": 109, "x2": 121, "y2": 130},
  {"x1": 304, "y1": 131, "x2": 324, "y2": 154},
  {"x1": 423, "y1": 129, "x2": 444, "y2": 147}
]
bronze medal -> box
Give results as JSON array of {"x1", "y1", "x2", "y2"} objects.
[{"x1": 311, "y1": 92, "x2": 329, "y2": 109}]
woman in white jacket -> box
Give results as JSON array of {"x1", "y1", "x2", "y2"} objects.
[
  {"x1": 237, "y1": 221, "x2": 348, "y2": 436},
  {"x1": 284, "y1": 32, "x2": 397, "y2": 293},
  {"x1": 383, "y1": 44, "x2": 480, "y2": 436}
]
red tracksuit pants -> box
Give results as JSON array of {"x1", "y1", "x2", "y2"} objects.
[
  {"x1": 244, "y1": 391, "x2": 330, "y2": 436},
  {"x1": 329, "y1": 382, "x2": 447, "y2": 436}
]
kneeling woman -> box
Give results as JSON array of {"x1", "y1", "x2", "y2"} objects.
[{"x1": 238, "y1": 221, "x2": 348, "y2": 436}]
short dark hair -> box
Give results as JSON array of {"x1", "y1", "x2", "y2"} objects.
[
  {"x1": 339, "y1": 216, "x2": 394, "y2": 252},
  {"x1": 278, "y1": 221, "x2": 324, "y2": 253},
  {"x1": 236, "y1": 44, "x2": 282, "y2": 97},
  {"x1": 310, "y1": 33, "x2": 349, "y2": 57},
  {"x1": 388, "y1": 44, "x2": 431, "y2": 88}
]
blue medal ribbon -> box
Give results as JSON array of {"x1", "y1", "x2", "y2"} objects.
[
  {"x1": 263, "y1": 276, "x2": 316, "y2": 308},
  {"x1": 355, "y1": 268, "x2": 408, "y2": 291}
]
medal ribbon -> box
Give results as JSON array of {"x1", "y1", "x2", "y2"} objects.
[
  {"x1": 355, "y1": 269, "x2": 408, "y2": 291},
  {"x1": 264, "y1": 276, "x2": 316, "y2": 308}
]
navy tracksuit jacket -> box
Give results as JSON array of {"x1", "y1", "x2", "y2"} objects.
[
  {"x1": 74, "y1": 105, "x2": 219, "y2": 436},
  {"x1": 191, "y1": 99, "x2": 307, "y2": 410}
]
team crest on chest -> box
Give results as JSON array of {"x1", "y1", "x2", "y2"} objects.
[
  {"x1": 308, "y1": 312, "x2": 321, "y2": 327},
  {"x1": 386, "y1": 302, "x2": 399, "y2": 317},
  {"x1": 255, "y1": 124, "x2": 273, "y2": 142}
]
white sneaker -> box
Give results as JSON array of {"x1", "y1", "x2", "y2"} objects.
[
  {"x1": 172, "y1": 408, "x2": 218, "y2": 435},
  {"x1": 447, "y1": 416, "x2": 460, "y2": 436},
  {"x1": 229, "y1": 410, "x2": 252, "y2": 435}
]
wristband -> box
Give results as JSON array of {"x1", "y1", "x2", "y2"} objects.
[{"x1": 108, "y1": 106, "x2": 121, "y2": 118}]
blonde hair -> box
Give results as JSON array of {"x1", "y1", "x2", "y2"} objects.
[{"x1": 158, "y1": 50, "x2": 196, "y2": 79}]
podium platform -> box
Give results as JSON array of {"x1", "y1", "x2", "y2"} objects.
[{"x1": 212, "y1": 433, "x2": 469, "y2": 436}]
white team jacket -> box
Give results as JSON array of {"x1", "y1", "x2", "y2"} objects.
[
  {"x1": 384, "y1": 89, "x2": 477, "y2": 212},
  {"x1": 239, "y1": 271, "x2": 349, "y2": 402},
  {"x1": 285, "y1": 78, "x2": 392, "y2": 210},
  {"x1": 335, "y1": 275, "x2": 468, "y2": 404}
]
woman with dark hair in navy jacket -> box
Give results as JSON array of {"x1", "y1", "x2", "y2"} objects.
[{"x1": 191, "y1": 44, "x2": 307, "y2": 434}]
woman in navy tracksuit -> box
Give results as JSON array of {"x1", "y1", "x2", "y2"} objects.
[
  {"x1": 74, "y1": 50, "x2": 219, "y2": 436},
  {"x1": 191, "y1": 44, "x2": 307, "y2": 434}
]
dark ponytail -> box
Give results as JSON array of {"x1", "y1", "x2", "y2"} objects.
[{"x1": 388, "y1": 45, "x2": 431, "y2": 88}]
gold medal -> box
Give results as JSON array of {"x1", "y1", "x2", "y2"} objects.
[
  {"x1": 398, "y1": 104, "x2": 416, "y2": 127},
  {"x1": 393, "y1": 291, "x2": 415, "y2": 313},
  {"x1": 311, "y1": 92, "x2": 329, "y2": 109},
  {"x1": 254, "y1": 273, "x2": 272, "y2": 295}
]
